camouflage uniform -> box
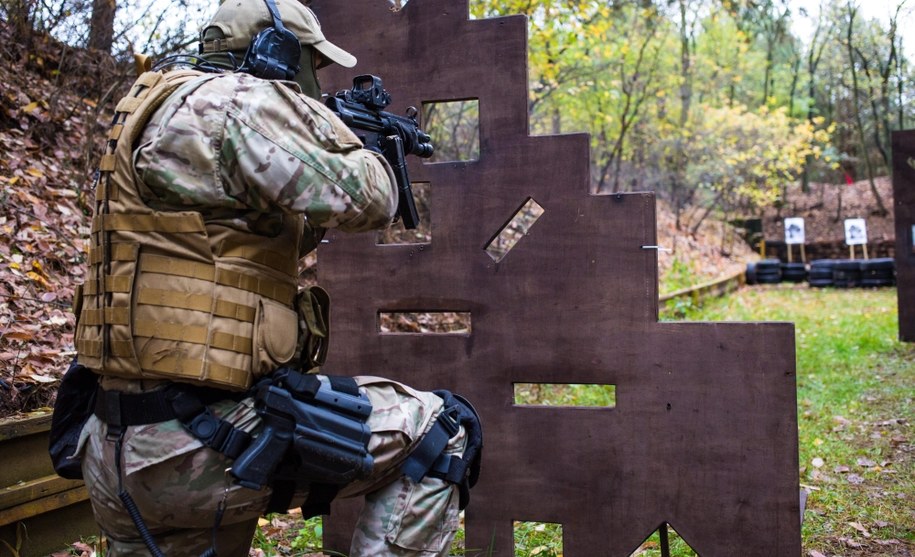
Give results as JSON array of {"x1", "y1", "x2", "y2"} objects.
[{"x1": 79, "y1": 71, "x2": 465, "y2": 557}]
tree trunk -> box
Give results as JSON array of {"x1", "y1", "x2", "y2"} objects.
[
  {"x1": 674, "y1": 0, "x2": 693, "y2": 231},
  {"x1": 6, "y1": 0, "x2": 33, "y2": 47},
  {"x1": 89, "y1": 0, "x2": 117, "y2": 53},
  {"x1": 845, "y1": 5, "x2": 887, "y2": 216}
]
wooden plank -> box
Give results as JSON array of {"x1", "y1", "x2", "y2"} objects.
[
  {"x1": 659, "y1": 269, "x2": 746, "y2": 309},
  {"x1": 0, "y1": 425, "x2": 57, "y2": 489},
  {"x1": 0, "y1": 413, "x2": 52, "y2": 442},
  {"x1": 0, "y1": 486, "x2": 89, "y2": 527},
  {"x1": 0, "y1": 498, "x2": 97, "y2": 557},
  {"x1": 0, "y1": 474, "x2": 84, "y2": 512}
]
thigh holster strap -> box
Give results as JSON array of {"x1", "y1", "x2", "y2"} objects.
[{"x1": 401, "y1": 390, "x2": 483, "y2": 509}]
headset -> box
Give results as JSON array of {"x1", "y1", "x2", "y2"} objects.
[{"x1": 238, "y1": 0, "x2": 302, "y2": 80}]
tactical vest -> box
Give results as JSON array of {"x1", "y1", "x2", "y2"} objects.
[{"x1": 75, "y1": 70, "x2": 303, "y2": 391}]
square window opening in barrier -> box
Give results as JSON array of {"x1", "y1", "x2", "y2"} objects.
[
  {"x1": 513, "y1": 521, "x2": 563, "y2": 557},
  {"x1": 379, "y1": 311, "x2": 471, "y2": 334},
  {"x1": 378, "y1": 182, "x2": 432, "y2": 245},
  {"x1": 513, "y1": 383, "x2": 616, "y2": 408},
  {"x1": 422, "y1": 99, "x2": 480, "y2": 163}
]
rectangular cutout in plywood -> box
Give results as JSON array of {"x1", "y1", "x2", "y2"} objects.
[
  {"x1": 379, "y1": 311, "x2": 471, "y2": 334},
  {"x1": 514, "y1": 383, "x2": 616, "y2": 408}
]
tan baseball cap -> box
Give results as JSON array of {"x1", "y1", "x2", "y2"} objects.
[{"x1": 200, "y1": 0, "x2": 357, "y2": 68}]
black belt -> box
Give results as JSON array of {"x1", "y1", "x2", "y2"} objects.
[{"x1": 94, "y1": 384, "x2": 251, "y2": 459}]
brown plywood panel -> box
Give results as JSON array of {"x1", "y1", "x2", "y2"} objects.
[
  {"x1": 892, "y1": 131, "x2": 915, "y2": 342},
  {"x1": 311, "y1": 2, "x2": 800, "y2": 555}
]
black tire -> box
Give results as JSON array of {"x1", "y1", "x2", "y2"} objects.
[
  {"x1": 756, "y1": 271, "x2": 782, "y2": 284},
  {"x1": 860, "y1": 278, "x2": 894, "y2": 288},
  {"x1": 753, "y1": 259, "x2": 782, "y2": 284},
  {"x1": 860, "y1": 258, "x2": 895, "y2": 285},
  {"x1": 781, "y1": 262, "x2": 807, "y2": 283},
  {"x1": 833, "y1": 259, "x2": 862, "y2": 288},
  {"x1": 756, "y1": 259, "x2": 782, "y2": 273},
  {"x1": 808, "y1": 259, "x2": 837, "y2": 287},
  {"x1": 746, "y1": 262, "x2": 758, "y2": 285}
]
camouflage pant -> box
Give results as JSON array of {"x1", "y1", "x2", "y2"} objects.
[{"x1": 80, "y1": 375, "x2": 466, "y2": 557}]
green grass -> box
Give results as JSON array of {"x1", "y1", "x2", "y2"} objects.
[
  {"x1": 659, "y1": 256, "x2": 707, "y2": 296},
  {"x1": 253, "y1": 285, "x2": 913, "y2": 556}
]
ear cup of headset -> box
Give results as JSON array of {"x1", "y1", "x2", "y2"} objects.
[{"x1": 242, "y1": 25, "x2": 301, "y2": 80}]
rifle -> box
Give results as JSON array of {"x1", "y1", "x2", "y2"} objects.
[{"x1": 325, "y1": 75, "x2": 434, "y2": 229}]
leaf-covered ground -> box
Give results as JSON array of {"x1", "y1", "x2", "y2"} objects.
[{"x1": 0, "y1": 25, "x2": 113, "y2": 416}]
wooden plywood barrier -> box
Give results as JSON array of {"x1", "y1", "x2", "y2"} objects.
[
  {"x1": 312, "y1": 2, "x2": 801, "y2": 555},
  {"x1": 892, "y1": 131, "x2": 915, "y2": 342}
]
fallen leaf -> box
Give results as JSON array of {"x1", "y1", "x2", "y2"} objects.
[
  {"x1": 847, "y1": 521, "x2": 871, "y2": 537},
  {"x1": 856, "y1": 457, "x2": 876, "y2": 467},
  {"x1": 27, "y1": 270, "x2": 51, "y2": 288},
  {"x1": 808, "y1": 551, "x2": 827, "y2": 557},
  {"x1": 811, "y1": 457, "x2": 825, "y2": 468},
  {"x1": 846, "y1": 474, "x2": 864, "y2": 485}
]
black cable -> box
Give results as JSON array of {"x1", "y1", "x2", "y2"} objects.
[
  {"x1": 114, "y1": 431, "x2": 167, "y2": 557},
  {"x1": 151, "y1": 54, "x2": 231, "y2": 74},
  {"x1": 118, "y1": 489, "x2": 167, "y2": 557}
]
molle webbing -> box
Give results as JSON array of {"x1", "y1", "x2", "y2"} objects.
[{"x1": 76, "y1": 69, "x2": 302, "y2": 391}]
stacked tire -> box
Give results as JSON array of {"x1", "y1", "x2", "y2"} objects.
[
  {"x1": 807, "y1": 260, "x2": 836, "y2": 288},
  {"x1": 780, "y1": 262, "x2": 807, "y2": 283},
  {"x1": 859, "y1": 258, "x2": 896, "y2": 287},
  {"x1": 832, "y1": 260, "x2": 863, "y2": 288},
  {"x1": 754, "y1": 259, "x2": 782, "y2": 284},
  {"x1": 806, "y1": 258, "x2": 895, "y2": 288}
]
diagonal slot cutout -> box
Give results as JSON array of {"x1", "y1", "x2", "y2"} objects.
[{"x1": 484, "y1": 197, "x2": 545, "y2": 263}]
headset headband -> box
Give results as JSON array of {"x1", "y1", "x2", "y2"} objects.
[{"x1": 264, "y1": 0, "x2": 288, "y2": 33}]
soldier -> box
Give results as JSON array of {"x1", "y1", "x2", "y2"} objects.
[{"x1": 70, "y1": 1, "x2": 480, "y2": 555}]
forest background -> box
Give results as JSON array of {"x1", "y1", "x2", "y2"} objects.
[{"x1": 0, "y1": 0, "x2": 911, "y2": 411}]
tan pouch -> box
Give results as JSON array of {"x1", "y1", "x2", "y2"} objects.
[
  {"x1": 295, "y1": 286, "x2": 331, "y2": 371},
  {"x1": 253, "y1": 299, "x2": 298, "y2": 377}
]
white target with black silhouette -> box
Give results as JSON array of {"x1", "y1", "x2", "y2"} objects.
[
  {"x1": 844, "y1": 218, "x2": 868, "y2": 246},
  {"x1": 784, "y1": 218, "x2": 805, "y2": 245}
]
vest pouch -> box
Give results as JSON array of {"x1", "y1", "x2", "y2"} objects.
[{"x1": 254, "y1": 299, "x2": 299, "y2": 377}]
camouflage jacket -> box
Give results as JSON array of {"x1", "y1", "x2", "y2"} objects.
[{"x1": 134, "y1": 71, "x2": 397, "y2": 234}]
